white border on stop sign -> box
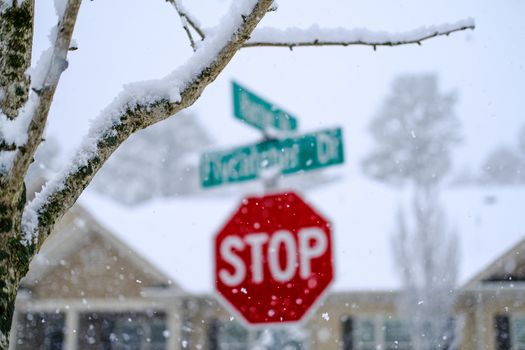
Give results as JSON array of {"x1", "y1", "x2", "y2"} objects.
[{"x1": 211, "y1": 188, "x2": 337, "y2": 329}]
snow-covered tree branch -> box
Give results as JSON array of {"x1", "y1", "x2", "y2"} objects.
[
  {"x1": 23, "y1": 0, "x2": 274, "y2": 248},
  {"x1": 244, "y1": 20, "x2": 475, "y2": 50},
  {"x1": 0, "y1": 0, "x2": 474, "y2": 347},
  {"x1": 168, "y1": 0, "x2": 205, "y2": 51}
]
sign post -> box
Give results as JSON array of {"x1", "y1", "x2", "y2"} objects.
[
  {"x1": 205, "y1": 82, "x2": 343, "y2": 325},
  {"x1": 214, "y1": 191, "x2": 334, "y2": 325}
]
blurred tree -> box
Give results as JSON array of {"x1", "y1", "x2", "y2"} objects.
[
  {"x1": 480, "y1": 146, "x2": 525, "y2": 185},
  {"x1": 393, "y1": 191, "x2": 459, "y2": 349},
  {"x1": 479, "y1": 125, "x2": 525, "y2": 185},
  {"x1": 252, "y1": 327, "x2": 307, "y2": 350},
  {"x1": 362, "y1": 74, "x2": 461, "y2": 349},
  {"x1": 91, "y1": 112, "x2": 212, "y2": 205},
  {"x1": 362, "y1": 75, "x2": 460, "y2": 190},
  {"x1": 519, "y1": 125, "x2": 525, "y2": 155}
]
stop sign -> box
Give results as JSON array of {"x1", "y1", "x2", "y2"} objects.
[{"x1": 214, "y1": 191, "x2": 333, "y2": 325}]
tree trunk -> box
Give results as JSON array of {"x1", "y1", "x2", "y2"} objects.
[
  {"x1": 0, "y1": 1, "x2": 34, "y2": 348},
  {"x1": 0, "y1": 185, "x2": 35, "y2": 349}
]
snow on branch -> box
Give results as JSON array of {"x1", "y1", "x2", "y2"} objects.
[
  {"x1": 2, "y1": 0, "x2": 80, "y2": 188},
  {"x1": 168, "y1": 0, "x2": 205, "y2": 51},
  {"x1": 244, "y1": 18, "x2": 475, "y2": 49},
  {"x1": 22, "y1": 0, "x2": 274, "y2": 247}
]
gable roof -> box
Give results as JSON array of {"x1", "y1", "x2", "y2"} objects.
[
  {"x1": 462, "y1": 236, "x2": 525, "y2": 290},
  {"x1": 23, "y1": 204, "x2": 181, "y2": 293}
]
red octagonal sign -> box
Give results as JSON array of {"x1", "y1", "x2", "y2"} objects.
[{"x1": 214, "y1": 191, "x2": 334, "y2": 325}]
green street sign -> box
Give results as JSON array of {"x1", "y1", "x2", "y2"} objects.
[
  {"x1": 200, "y1": 128, "x2": 344, "y2": 188},
  {"x1": 232, "y1": 81, "x2": 298, "y2": 132}
]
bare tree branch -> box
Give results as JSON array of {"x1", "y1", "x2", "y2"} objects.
[
  {"x1": 24, "y1": 0, "x2": 274, "y2": 249},
  {"x1": 180, "y1": 18, "x2": 197, "y2": 50},
  {"x1": 243, "y1": 22, "x2": 475, "y2": 50},
  {"x1": 178, "y1": 5, "x2": 205, "y2": 40},
  {"x1": 173, "y1": 2, "x2": 197, "y2": 51},
  {"x1": 167, "y1": 0, "x2": 205, "y2": 50}
]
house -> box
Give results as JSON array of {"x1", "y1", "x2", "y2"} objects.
[
  {"x1": 11, "y1": 206, "x2": 184, "y2": 350},
  {"x1": 459, "y1": 237, "x2": 525, "y2": 350}
]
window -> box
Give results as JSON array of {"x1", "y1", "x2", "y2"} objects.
[
  {"x1": 341, "y1": 316, "x2": 353, "y2": 350},
  {"x1": 341, "y1": 315, "x2": 412, "y2": 350},
  {"x1": 208, "y1": 319, "x2": 248, "y2": 350},
  {"x1": 384, "y1": 319, "x2": 412, "y2": 350},
  {"x1": 207, "y1": 319, "x2": 306, "y2": 350},
  {"x1": 15, "y1": 312, "x2": 65, "y2": 350},
  {"x1": 353, "y1": 319, "x2": 376, "y2": 350},
  {"x1": 512, "y1": 316, "x2": 525, "y2": 350},
  {"x1": 78, "y1": 311, "x2": 167, "y2": 350}
]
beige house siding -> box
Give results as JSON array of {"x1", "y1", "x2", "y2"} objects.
[
  {"x1": 179, "y1": 290, "x2": 525, "y2": 350},
  {"x1": 182, "y1": 297, "x2": 229, "y2": 350},
  {"x1": 461, "y1": 289, "x2": 525, "y2": 350},
  {"x1": 306, "y1": 292, "x2": 397, "y2": 350}
]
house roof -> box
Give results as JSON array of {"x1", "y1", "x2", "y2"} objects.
[
  {"x1": 76, "y1": 176, "x2": 525, "y2": 294},
  {"x1": 24, "y1": 205, "x2": 181, "y2": 292},
  {"x1": 462, "y1": 236, "x2": 525, "y2": 290}
]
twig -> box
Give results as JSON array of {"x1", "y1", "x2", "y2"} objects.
[
  {"x1": 171, "y1": 1, "x2": 196, "y2": 50},
  {"x1": 243, "y1": 24, "x2": 475, "y2": 49},
  {"x1": 168, "y1": 0, "x2": 205, "y2": 50},
  {"x1": 181, "y1": 17, "x2": 196, "y2": 51}
]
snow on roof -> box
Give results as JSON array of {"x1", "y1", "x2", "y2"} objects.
[{"x1": 78, "y1": 179, "x2": 525, "y2": 294}]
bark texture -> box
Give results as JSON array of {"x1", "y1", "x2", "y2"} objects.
[
  {"x1": 0, "y1": 1, "x2": 32, "y2": 120},
  {"x1": 0, "y1": 185, "x2": 34, "y2": 350},
  {"x1": 0, "y1": 2, "x2": 34, "y2": 347}
]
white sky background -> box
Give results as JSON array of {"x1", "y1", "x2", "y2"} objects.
[{"x1": 28, "y1": 0, "x2": 525, "y2": 291}]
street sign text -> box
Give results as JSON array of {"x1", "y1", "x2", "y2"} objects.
[
  {"x1": 233, "y1": 82, "x2": 298, "y2": 132},
  {"x1": 200, "y1": 128, "x2": 344, "y2": 187}
]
